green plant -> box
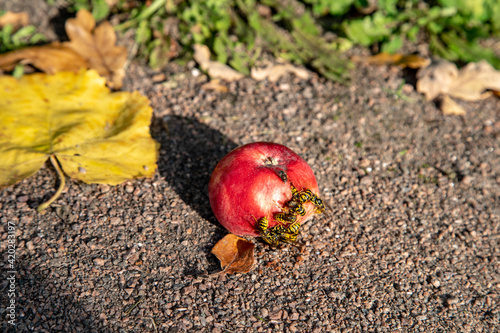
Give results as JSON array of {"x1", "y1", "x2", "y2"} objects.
[
  {"x1": 0, "y1": 19, "x2": 46, "y2": 53},
  {"x1": 113, "y1": 0, "x2": 350, "y2": 81},
  {"x1": 321, "y1": 0, "x2": 500, "y2": 68},
  {"x1": 42, "y1": 0, "x2": 500, "y2": 82},
  {"x1": 65, "y1": 0, "x2": 110, "y2": 20}
]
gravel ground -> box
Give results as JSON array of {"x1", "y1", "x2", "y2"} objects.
[{"x1": 1, "y1": 2, "x2": 500, "y2": 333}]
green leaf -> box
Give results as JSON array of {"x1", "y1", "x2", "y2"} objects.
[
  {"x1": 91, "y1": 0, "x2": 110, "y2": 21},
  {"x1": 29, "y1": 33, "x2": 46, "y2": 44},
  {"x1": 2, "y1": 24, "x2": 14, "y2": 48},
  {"x1": 382, "y1": 35, "x2": 403, "y2": 53},
  {"x1": 229, "y1": 51, "x2": 250, "y2": 75},
  {"x1": 326, "y1": 0, "x2": 355, "y2": 16},
  {"x1": 213, "y1": 35, "x2": 229, "y2": 64},
  {"x1": 378, "y1": 0, "x2": 399, "y2": 15},
  {"x1": 441, "y1": 31, "x2": 500, "y2": 69},
  {"x1": 12, "y1": 64, "x2": 24, "y2": 79},
  {"x1": 343, "y1": 13, "x2": 393, "y2": 46},
  {"x1": 438, "y1": 0, "x2": 488, "y2": 21},
  {"x1": 11, "y1": 25, "x2": 35, "y2": 41},
  {"x1": 135, "y1": 20, "x2": 151, "y2": 44},
  {"x1": 406, "y1": 25, "x2": 420, "y2": 42}
]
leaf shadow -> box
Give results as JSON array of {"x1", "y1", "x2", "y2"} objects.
[
  {"x1": 151, "y1": 115, "x2": 238, "y2": 227},
  {"x1": 48, "y1": 6, "x2": 74, "y2": 42}
]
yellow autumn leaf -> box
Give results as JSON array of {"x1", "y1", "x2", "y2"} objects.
[{"x1": 0, "y1": 70, "x2": 159, "y2": 189}]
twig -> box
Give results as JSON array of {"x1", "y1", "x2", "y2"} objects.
[
  {"x1": 123, "y1": 41, "x2": 139, "y2": 73},
  {"x1": 114, "y1": 0, "x2": 166, "y2": 31},
  {"x1": 124, "y1": 296, "x2": 145, "y2": 315},
  {"x1": 144, "y1": 317, "x2": 158, "y2": 333}
]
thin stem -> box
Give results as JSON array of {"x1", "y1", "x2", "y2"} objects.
[
  {"x1": 37, "y1": 155, "x2": 66, "y2": 213},
  {"x1": 114, "y1": 0, "x2": 166, "y2": 31}
]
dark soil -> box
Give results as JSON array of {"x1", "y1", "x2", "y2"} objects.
[{"x1": 1, "y1": 2, "x2": 499, "y2": 332}]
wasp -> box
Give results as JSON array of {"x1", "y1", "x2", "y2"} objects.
[
  {"x1": 256, "y1": 216, "x2": 301, "y2": 246},
  {"x1": 256, "y1": 216, "x2": 269, "y2": 233},
  {"x1": 274, "y1": 212, "x2": 297, "y2": 224},
  {"x1": 276, "y1": 169, "x2": 288, "y2": 183},
  {"x1": 290, "y1": 185, "x2": 312, "y2": 204},
  {"x1": 285, "y1": 221, "x2": 301, "y2": 235},
  {"x1": 256, "y1": 216, "x2": 280, "y2": 246},
  {"x1": 290, "y1": 184, "x2": 299, "y2": 198},
  {"x1": 261, "y1": 229, "x2": 281, "y2": 246},
  {"x1": 298, "y1": 190, "x2": 314, "y2": 204},
  {"x1": 275, "y1": 228, "x2": 298, "y2": 243},
  {"x1": 289, "y1": 204, "x2": 306, "y2": 216},
  {"x1": 310, "y1": 195, "x2": 325, "y2": 213},
  {"x1": 289, "y1": 184, "x2": 325, "y2": 214},
  {"x1": 270, "y1": 223, "x2": 300, "y2": 244}
]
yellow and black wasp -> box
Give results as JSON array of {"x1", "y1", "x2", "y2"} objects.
[
  {"x1": 256, "y1": 216, "x2": 300, "y2": 246},
  {"x1": 288, "y1": 204, "x2": 306, "y2": 216},
  {"x1": 256, "y1": 217, "x2": 280, "y2": 246},
  {"x1": 274, "y1": 220, "x2": 301, "y2": 244},
  {"x1": 289, "y1": 184, "x2": 325, "y2": 214},
  {"x1": 274, "y1": 212, "x2": 297, "y2": 224}
]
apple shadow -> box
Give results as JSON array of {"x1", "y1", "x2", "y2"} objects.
[{"x1": 151, "y1": 115, "x2": 238, "y2": 227}]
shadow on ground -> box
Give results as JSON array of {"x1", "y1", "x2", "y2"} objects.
[
  {"x1": 151, "y1": 115, "x2": 238, "y2": 226},
  {"x1": 1, "y1": 259, "x2": 108, "y2": 333}
]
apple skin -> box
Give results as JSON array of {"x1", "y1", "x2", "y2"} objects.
[{"x1": 209, "y1": 142, "x2": 319, "y2": 237}]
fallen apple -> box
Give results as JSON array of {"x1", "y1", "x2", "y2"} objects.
[{"x1": 209, "y1": 142, "x2": 320, "y2": 237}]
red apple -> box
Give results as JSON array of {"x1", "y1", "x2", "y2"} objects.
[{"x1": 209, "y1": 142, "x2": 320, "y2": 237}]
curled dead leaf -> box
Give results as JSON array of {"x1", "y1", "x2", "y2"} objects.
[
  {"x1": 416, "y1": 60, "x2": 458, "y2": 100},
  {"x1": 201, "y1": 79, "x2": 228, "y2": 93},
  {"x1": 193, "y1": 44, "x2": 244, "y2": 82},
  {"x1": 447, "y1": 61, "x2": 500, "y2": 101},
  {"x1": 417, "y1": 60, "x2": 500, "y2": 101},
  {"x1": 0, "y1": 9, "x2": 126, "y2": 89},
  {"x1": 65, "y1": 9, "x2": 127, "y2": 89},
  {"x1": 0, "y1": 43, "x2": 88, "y2": 74},
  {"x1": 251, "y1": 63, "x2": 310, "y2": 82},
  {"x1": 356, "y1": 53, "x2": 430, "y2": 69},
  {"x1": 439, "y1": 95, "x2": 466, "y2": 116},
  {"x1": 211, "y1": 234, "x2": 255, "y2": 275},
  {"x1": 0, "y1": 11, "x2": 29, "y2": 30}
]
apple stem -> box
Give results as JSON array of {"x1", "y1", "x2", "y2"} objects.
[
  {"x1": 37, "y1": 155, "x2": 66, "y2": 213},
  {"x1": 264, "y1": 156, "x2": 279, "y2": 165}
]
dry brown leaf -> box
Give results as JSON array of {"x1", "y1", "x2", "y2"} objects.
[
  {"x1": 211, "y1": 234, "x2": 255, "y2": 275},
  {"x1": 417, "y1": 60, "x2": 500, "y2": 101},
  {"x1": 65, "y1": 9, "x2": 127, "y2": 89},
  {"x1": 447, "y1": 61, "x2": 500, "y2": 101},
  {"x1": 251, "y1": 63, "x2": 310, "y2": 82},
  {"x1": 359, "y1": 53, "x2": 430, "y2": 69},
  {"x1": 201, "y1": 79, "x2": 228, "y2": 93},
  {"x1": 104, "y1": 0, "x2": 119, "y2": 7},
  {"x1": 416, "y1": 60, "x2": 459, "y2": 100},
  {"x1": 0, "y1": 11, "x2": 29, "y2": 30},
  {"x1": 439, "y1": 95, "x2": 466, "y2": 115},
  {"x1": 0, "y1": 43, "x2": 88, "y2": 73},
  {"x1": 0, "y1": 9, "x2": 126, "y2": 88},
  {"x1": 193, "y1": 44, "x2": 244, "y2": 82}
]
